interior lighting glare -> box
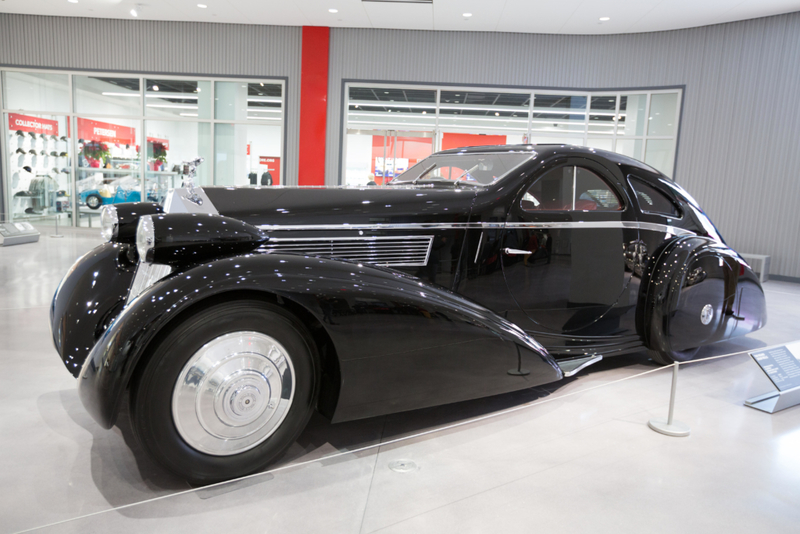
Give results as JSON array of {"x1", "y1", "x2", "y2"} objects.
[
  {"x1": 599, "y1": 17, "x2": 610, "y2": 21},
  {"x1": 329, "y1": 8, "x2": 338, "y2": 13},
  {"x1": 68, "y1": 0, "x2": 78, "y2": 3},
  {"x1": 197, "y1": 3, "x2": 208, "y2": 7},
  {"x1": 130, "y1": 7, "x2": 139, "y2": 17},
  {"x1": 152, "y1": 85, "x2": 159, "y2": 91},
  {"x1": 463, "y1": 13, "x2": 472, "y2": 18}
]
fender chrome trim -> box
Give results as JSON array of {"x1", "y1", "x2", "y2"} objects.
[{"x1": 258, "y1": 221, "x2": 695, "y2": 236}]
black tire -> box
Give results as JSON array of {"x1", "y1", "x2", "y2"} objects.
[
  {"x1": 130, "y1": 300, "x2": 318, "y2": 484},
  {"x1": 85, "y1": 194, "x2": 103, "y2": 209},
  {"x1": 646, "y1": 347, "x2": 699, "y2": 366}
]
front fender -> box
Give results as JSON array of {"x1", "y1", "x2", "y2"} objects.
[{"x1": 78, "y1": 252, "x2": 562, "y2": 428}]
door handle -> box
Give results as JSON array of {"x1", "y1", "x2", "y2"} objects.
[{"x1": 503, "y1": 248, "x2": 532, "y2": 255}]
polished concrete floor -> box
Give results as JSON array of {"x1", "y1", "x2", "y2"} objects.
[{"x1": 1, "y1": 226, "x2": 799, "y2": 534}]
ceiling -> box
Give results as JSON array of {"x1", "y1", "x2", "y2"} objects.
[{"x1": 1, "y1": 0, "x2": 799, "y2": 34}]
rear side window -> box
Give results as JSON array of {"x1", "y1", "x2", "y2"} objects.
[{"x1": 629, "y1": 176, "x2": 680, "y2": 217}]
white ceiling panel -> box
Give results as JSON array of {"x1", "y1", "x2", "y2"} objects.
[
  {"x1": 432, "y1": 0, "x2": 506, "y2": 32},
  {"x1": 493, "y1": 0, "x2": 585, "y2": 34},
  {"x1": 288, "y1": 0, "x2": 371, "y2": 28},
  {"x1": 559, "y1": 0, "x2": 663, "y2": 35},
  {"x1": 362, "y1": 1, "x2": 434, "y2": 30},
  {"x1": 1, "y1": 0, "x2": 799, "y2": 33}
]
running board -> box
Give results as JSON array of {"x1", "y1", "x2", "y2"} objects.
[{"x1": 557, "y1": 355, "x2": 603, "y2": 377}]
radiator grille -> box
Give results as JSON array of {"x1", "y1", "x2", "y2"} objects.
[{"x1": 261, "y1": 235, "x2": 434, "y2": 267}]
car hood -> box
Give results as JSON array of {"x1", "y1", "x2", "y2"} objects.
[{"x1": 202, "y1": 186, "x2": 477, "y2": 227}]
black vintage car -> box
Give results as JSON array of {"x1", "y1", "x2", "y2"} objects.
[{"x1": 51, "y1": 145, "x2": 766, "y2": 483}]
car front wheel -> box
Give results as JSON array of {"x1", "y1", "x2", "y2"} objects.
[{"x1": 131, "y1": 300, "x2": 318, "y2": 484}]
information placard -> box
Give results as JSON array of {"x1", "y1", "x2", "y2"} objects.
[{"x1": 750, "y1": 342, "x2": 800, "y2": 392}]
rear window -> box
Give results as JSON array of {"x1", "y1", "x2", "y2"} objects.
[{"x1": 629, "y1": 176, "x2": 680, "y2": 217}]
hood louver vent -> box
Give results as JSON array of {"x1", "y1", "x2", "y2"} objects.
[{"x1": 261, "y1": 235, "x2": 433, "y2": 267}]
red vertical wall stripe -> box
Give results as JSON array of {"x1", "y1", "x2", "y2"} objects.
[{"x1": 298, "y1": 26, "x2": 330, "y2": 186}]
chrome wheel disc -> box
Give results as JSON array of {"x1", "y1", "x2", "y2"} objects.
[{"x1": 172, "y1": 331, "x2": 295, "y2": 456}]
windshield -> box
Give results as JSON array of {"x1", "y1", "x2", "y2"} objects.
[{"x1": 390, "y1": 152, "x2": 534, "y2": 186}]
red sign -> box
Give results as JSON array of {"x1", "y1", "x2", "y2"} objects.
[
  {"x1": 77, "y1": 118, "x2": 136, "y2": 144},
  {"x1": 147, "y1": 137, "x2": 170, "y2": 150},
  {"x1": 258, "y1": 156, "x2": 281, "y2": 185},
  {"x1": 8, "y1": 113, "x2": 59, "y2": 136}
]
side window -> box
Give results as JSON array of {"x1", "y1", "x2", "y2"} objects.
[
  {"x1": 629, "y1": 176, "x2": 680, "y2": 216},
  {"x1": 522, "y1": 165, "x2": 622, "y2": 212}
]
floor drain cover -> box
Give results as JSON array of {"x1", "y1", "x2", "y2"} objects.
[{"x1": 388, "y1": 460, "x2": 417, "y2": 473}]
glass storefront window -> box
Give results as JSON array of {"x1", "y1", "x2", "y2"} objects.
[
  {"x1": 343, "y1": 85, "x2": 682, "y2": 180},
  {"x1": 438, "y1": 90, "x2": 529, "y2": 134},
  {"x1": 2, "y1": 69, "x2": 286, "y2": 225},
  {"x1": 214, "y1": 123, "x2": 282, "y2": 187},
  {"x1": 531, "y1": 94, "x2": 587, "y2": 134},
  {"x1": 5, "y1": 113, "x2": 72, "y2": 222},
  {"x1": 616, "y1": 138, "x2": 644, "y2": 160},
  {"x1": 146, "y1": 79, "x2": 212, "y2": 120},
  {"x1": 645, "y1": 139, "x2": 676, "y2": 178},
  {"x1": 618, "y1": 94, "x2": 647, "y2": 137},
  {"x1": 2, "y1": 71, "x2": 70, "y2": 113},
  {"x1": 588, "y1": 95, "x2": 617, "y2": 136},
  {"x1": 145, "y1": 120, "x2": 212, "y2": 196},
  {"x1": 347, "y1": 87, "x2": 436, "y2": 131},
  {"x1": 75, "y1": 116, "x2": 141, "y2": 226},
  {"x1": 648, "y1": 93, "x2": 679, "y2": 137},
  {"x1": 215, "y1": 81, "x2": 283, "y2": 123},
  {"x1": 74, "y1": 76, "x2": 141, "y2": 115}
]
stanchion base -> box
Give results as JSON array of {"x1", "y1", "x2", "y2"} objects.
[
  {"x1": 50, "y1": 235, "x2": 64, "y2": 239},
  {"x1": 507, "y1": 368, "x2": 531, "y2": 376},
  {"x1": 648, "y1": 418, "x2": 690, "y2": 437}
]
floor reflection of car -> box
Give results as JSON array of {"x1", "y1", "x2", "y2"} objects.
[{"x1": 52, "y1": 145, "x2": 767, "y2": 484}]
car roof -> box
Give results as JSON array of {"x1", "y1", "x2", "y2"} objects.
[{"x1": 435, "y1": 143, "x2": 667, "y2": 183}]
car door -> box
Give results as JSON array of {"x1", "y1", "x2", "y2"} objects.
[{"x1": 501, "y1": 158, "x2": 638, "y2": 334}]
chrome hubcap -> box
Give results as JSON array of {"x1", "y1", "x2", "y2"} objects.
[{"x1": 172, "y1": 331, "x2": 295, "y2": 456}]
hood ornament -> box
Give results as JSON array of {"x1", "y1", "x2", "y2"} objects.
[{"x1": 181, "y1": 157, "x2": 205, "y2": 205}]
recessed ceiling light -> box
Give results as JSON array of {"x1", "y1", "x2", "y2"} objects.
[
  {"x1": 599, "y1": 17, "x2": 610, "y2": 21},
  {"x1": 130, "y1": 6, "x2": 139, "y2": 17},
  {"x1": 152, "y1": 85, "x2": 159, "y2": 91},
  {"x1": 67, "y1": 0, "x2": 78, "y2": 4},
  {"x1": 197, "y1": 3, "x2": 207, "y2": 8},
  {"x1": 329, "y1": 8, "x2": 338, "y2": 13},
  {"x1": 463, "y1": 13, "x2": 472, "y2": 18}
]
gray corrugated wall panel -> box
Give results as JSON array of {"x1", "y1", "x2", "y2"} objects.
[
  {"x1": 327, "y1": 12, "x2": 800, "y2": 277},
  {"x1": 0, "y1": 14, "x2": 302, "y2": 185}
]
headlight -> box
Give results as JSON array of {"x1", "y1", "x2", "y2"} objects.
[
  {"x1": 99, "y1": 205, "x2": 119, "y2": 242},
  {"x1": 136, "y1": 215, "x2": 155, "y2": 263}
]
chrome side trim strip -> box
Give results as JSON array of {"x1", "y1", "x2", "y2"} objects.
[
  {"x1": 474, "y1": 232, "x2": 484, "y2": 263},
  {"x1": 258, "y1": 221, "x2": 695, "y2": 236}
]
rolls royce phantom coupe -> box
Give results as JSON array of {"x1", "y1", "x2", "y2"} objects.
[{"x1": 51, "y1": 145, "x2": 766, "y2": 483}]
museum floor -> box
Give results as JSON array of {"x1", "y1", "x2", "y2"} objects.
[{"x1": 1, "y1": 226, "x2": 799, "y2": 534}]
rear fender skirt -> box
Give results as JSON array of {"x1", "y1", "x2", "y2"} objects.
[
  {"x1": 78, "y1": 252, "x2": 562, "y2": 428},
  {"x1": 637, "y1": 236, "x2": 766, "y2": 359}
]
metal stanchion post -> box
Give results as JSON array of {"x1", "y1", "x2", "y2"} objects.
[
  {"x1": 51, "y1": 213, "x2": 64, "y2": 238},
  {"x1": 648, "y1": 362, "x2": 691, "y2": 437}
]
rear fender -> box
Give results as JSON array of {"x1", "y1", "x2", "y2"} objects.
[
  {"x1": 79, "y1": 252, "x2": 562, "y2": 428},
  {"x1": 638, "y1": 236, "x2": 766, "y2": 359}
]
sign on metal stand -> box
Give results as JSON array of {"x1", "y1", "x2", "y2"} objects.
[{"x1": 745, "y1": 342, "x2": 800, "y2": 413}]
